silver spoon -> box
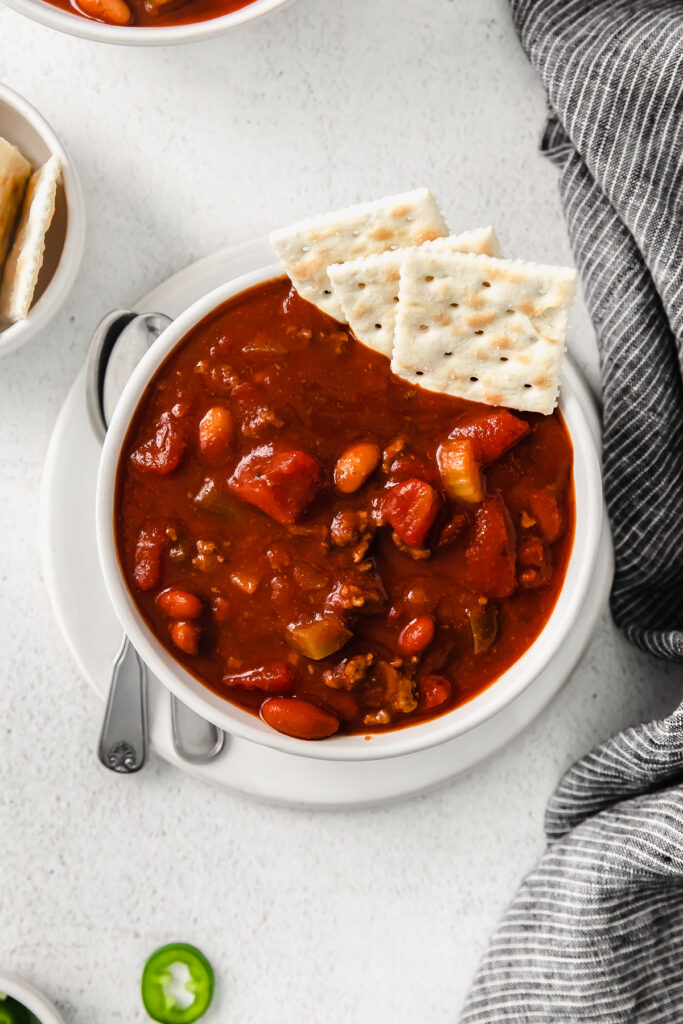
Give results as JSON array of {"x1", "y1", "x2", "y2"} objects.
[{"x1": 85, "y1": 309, "x2": 225, "y2": 770}]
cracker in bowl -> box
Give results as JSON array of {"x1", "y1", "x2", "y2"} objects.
[
  {"x1": 328, "y1": 226, "x2": 502, "y2": 357},
  {"x1": 0, "y1": 137, "x2": 32, "y2": 272},
  {"x1": 391, "y1": 250, "x2": 578, "y2": 414},
  {"x1": 0, "y1": 153, "x2": 62, "y2": 324},
  {"x1": 269, "y1": 188, "x2": 448, "y2": 321}
]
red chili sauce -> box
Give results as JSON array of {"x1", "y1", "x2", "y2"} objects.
[
  {"x1": 115, "y1": 276, "x2": 575, "y2": 741},
  {"x1": 44, "y1": 0, "x2": 257, "y2": 29}
]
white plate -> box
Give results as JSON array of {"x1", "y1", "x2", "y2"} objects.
[{"x1": 39, "y1": 239, "x2": 614, "y2": 808}]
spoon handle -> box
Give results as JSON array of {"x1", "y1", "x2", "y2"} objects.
[
  {"x1": 98, "y1": 635, "x2": 148, "y2": 773},
  {"x1": 171, "y1": 695, "x2": 225, "y2": 764}
]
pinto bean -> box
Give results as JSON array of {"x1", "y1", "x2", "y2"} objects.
[
  {"x1": 170, "y1": 620, "x2": 201, "y2": 655},
  {"x1": 156, "y1": 588, "x2": 203, "y2": 620},
  {"x1": 198, "y1": 406, "x2": 233, "y2": 458},
  {"x1": 260, "y1": 697, "x2": 339, "y2": 740},
  {"x1": 334, "y1": 442, "x2": 381, "y2": 494},
  {"x1": 77, "y1": 0, "x2": 131, "y2": 23},
  {"x1": 398, "y1": 615, "x2": 435, "y2": 656}
]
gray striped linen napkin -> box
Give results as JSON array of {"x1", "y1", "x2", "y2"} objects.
[{"x1": 461, "y1": 1, "x2": 683, "y2": 1021}]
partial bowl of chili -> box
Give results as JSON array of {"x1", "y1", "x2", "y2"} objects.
[
  {"x1": 3, "y1": 0, "x2": 296, "y2": 45},
  {"x1": 0, "y1": 971, "x2": 67, "y2": 1024},
  {"x1": 96, "y1": 264, "x2": 604, "y2": 762}
]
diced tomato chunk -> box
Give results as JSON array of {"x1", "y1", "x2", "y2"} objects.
[
  {"x1": 223, "y1": 662, "x2": 296, "y2": 695},
  {"x1": 133, "y1": 526, "x2": 165, "y2": 591},
  {"x1": 130, "y1": 412, "x2": 185, "y2": 475},
  {"x1": 382, "y1": 478, "x2": 442, "y2": 548},
  {"x1": 228, "y1": 444, "x2": 322, "y2": 525},
  {"x1": 464, "y1": 495, "x2": 517, "y2": 598},
  {"x1": 450, "y1": 409, "x2": 529, "y2": 466}
]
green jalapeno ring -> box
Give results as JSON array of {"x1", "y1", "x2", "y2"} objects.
[{"x1": 141, "y1": 943, "x2": 214, "y2": 1023}]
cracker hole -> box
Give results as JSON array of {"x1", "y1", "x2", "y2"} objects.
[
  {"x1": 524, "y1": 383, "x2": 532, "y2": 388},
  {"x1": 374, "y1": 324, "x2": 382, "y2": 330},
  {"x1": 470, "y1": 376, "x2": 478, "y2": 382},
  {"x1": 323, "y1": 289, "x2": 331, "y2": 295},
  {"x1": 393, "y1": 296, "x2": 399, "y2": 303},
  {"x1": 444, "y1": 351, "x2": 452, "y2": 357},
  {"x1": 474, "y1": 330, "x2": 484, "y2": 336},
  {"x1": 500, "y1": 357, "x2": 508, "y2": 362},
  {"x1": 450, "y1": 302, "x2": 459, "y2": 308},
  {"x1": 506, "y1": 308, "x2": 514, "y2": 314},
  {"x1": 416, "y1": 371, "x2": 424, "y2": 376},
  {"x1": 482, "y1": 281, "x2": 491, "y2": 288},
  {"x1": 424, "y1": 275, "x2": 434, "y2": 282},
  {"x1": 419, "y1": 324, "x2": 430, "y2": 332},
  {"x1": 301, "y1": 245, "x2": 310, "y2": 252},
  {"x1": 357, "y1": 282, "x2": 366, "y2": 289},
  {"x1": 352, "y1": 229, "x2": 360, "y2": 237}
]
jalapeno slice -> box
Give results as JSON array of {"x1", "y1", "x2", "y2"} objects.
[
  {"x1": 0, "y1": 996, "x2": 30, "y2": 1024},
  {"x1": 141, "y1": 943, "x2": 214, "y2": 1023}
]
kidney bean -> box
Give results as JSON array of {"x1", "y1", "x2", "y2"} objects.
[
  {"x1": 334, "y1": 441, "x2": 381, "y2": 494},
  {"x1": 420, "y1": 675, "x2": 451, "y2": 709},
  {"x1": 260, "y1": 697, "x2": 340, "y2": 739},
  {"x1": 317, "y1": 689, "x2": 359, "y2": 722},
  {"x1": 133, "y1": 527, "x2": 165, "y2": 591},
  {"x1": 156, "y1": 588, "x2": 203, "y2": 620},
  {"x1": 170, "y1": 620, "x2": 201, "y2": 656},
  {"x1": 223, "y1": 662, "x2": 296, "y2": 695},
  {"x1": 198, "y1": 406, "x2": 233, "y2": 458},
  {"x1": 398, "y1": 615, "x2": 436, "y2": 656},
  {"x1": 211, "y1": 596, "x2": 232, "y2": 623}
]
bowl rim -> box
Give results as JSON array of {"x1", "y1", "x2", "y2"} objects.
[
  {"x1": 2, "y1": 0, "x2": 295, "y2": 45},
  {"x1": 0, "y1": 971, "x2": 66, "y2": 1024},
  {"x1": 0, "y1": 83, "x2": 86, "y2": 359},
  {"x1": 96, "y1": 263, "x2": 604, "y2": 762}
]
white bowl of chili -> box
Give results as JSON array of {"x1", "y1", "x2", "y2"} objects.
[
  {"x1": 96, "y1": 264, "x2": 605, "y2": 762},
  {"x1": 3, "y1": 0, "x2": 296, "y2": 45}
]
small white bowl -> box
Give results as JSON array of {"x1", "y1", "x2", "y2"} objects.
[
  {"x1": 96, "y1": 265, "x2": 605, "y2": 762},
  {"x1": 0, "y1": 971, "x2": 66, "y2": 1024},
  {"x1": 0, "y1": 84, "x2": 85, "y2": 359},
  {"x1": 3, "y1": 0, "x2": 296, "y2": 45}
]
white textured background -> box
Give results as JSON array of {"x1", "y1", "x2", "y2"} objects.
[{"x1": 1, "y1": 1, "x2": 681, "y2": 1021}]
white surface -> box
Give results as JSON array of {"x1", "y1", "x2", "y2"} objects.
[
  {"x1": 1, "y1": 2, "x2": 682, "y2": 1023},
  {"x1": 41, "y1": 240, "x2": 612, "y2": 802}
]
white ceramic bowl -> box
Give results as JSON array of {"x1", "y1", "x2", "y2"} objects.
[
  {"x1": 3, "y1": 0, "x2": 296, "y2": 45},
  {"x1": 0, "y1": 84, "x2": 85, "y2": 359},
  {"x1": 97, "y1": 264, "x2": 604, "y2": 762},
  {"x1": 0, "y1": 971, "x2": 66, "y2": 1024}
]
